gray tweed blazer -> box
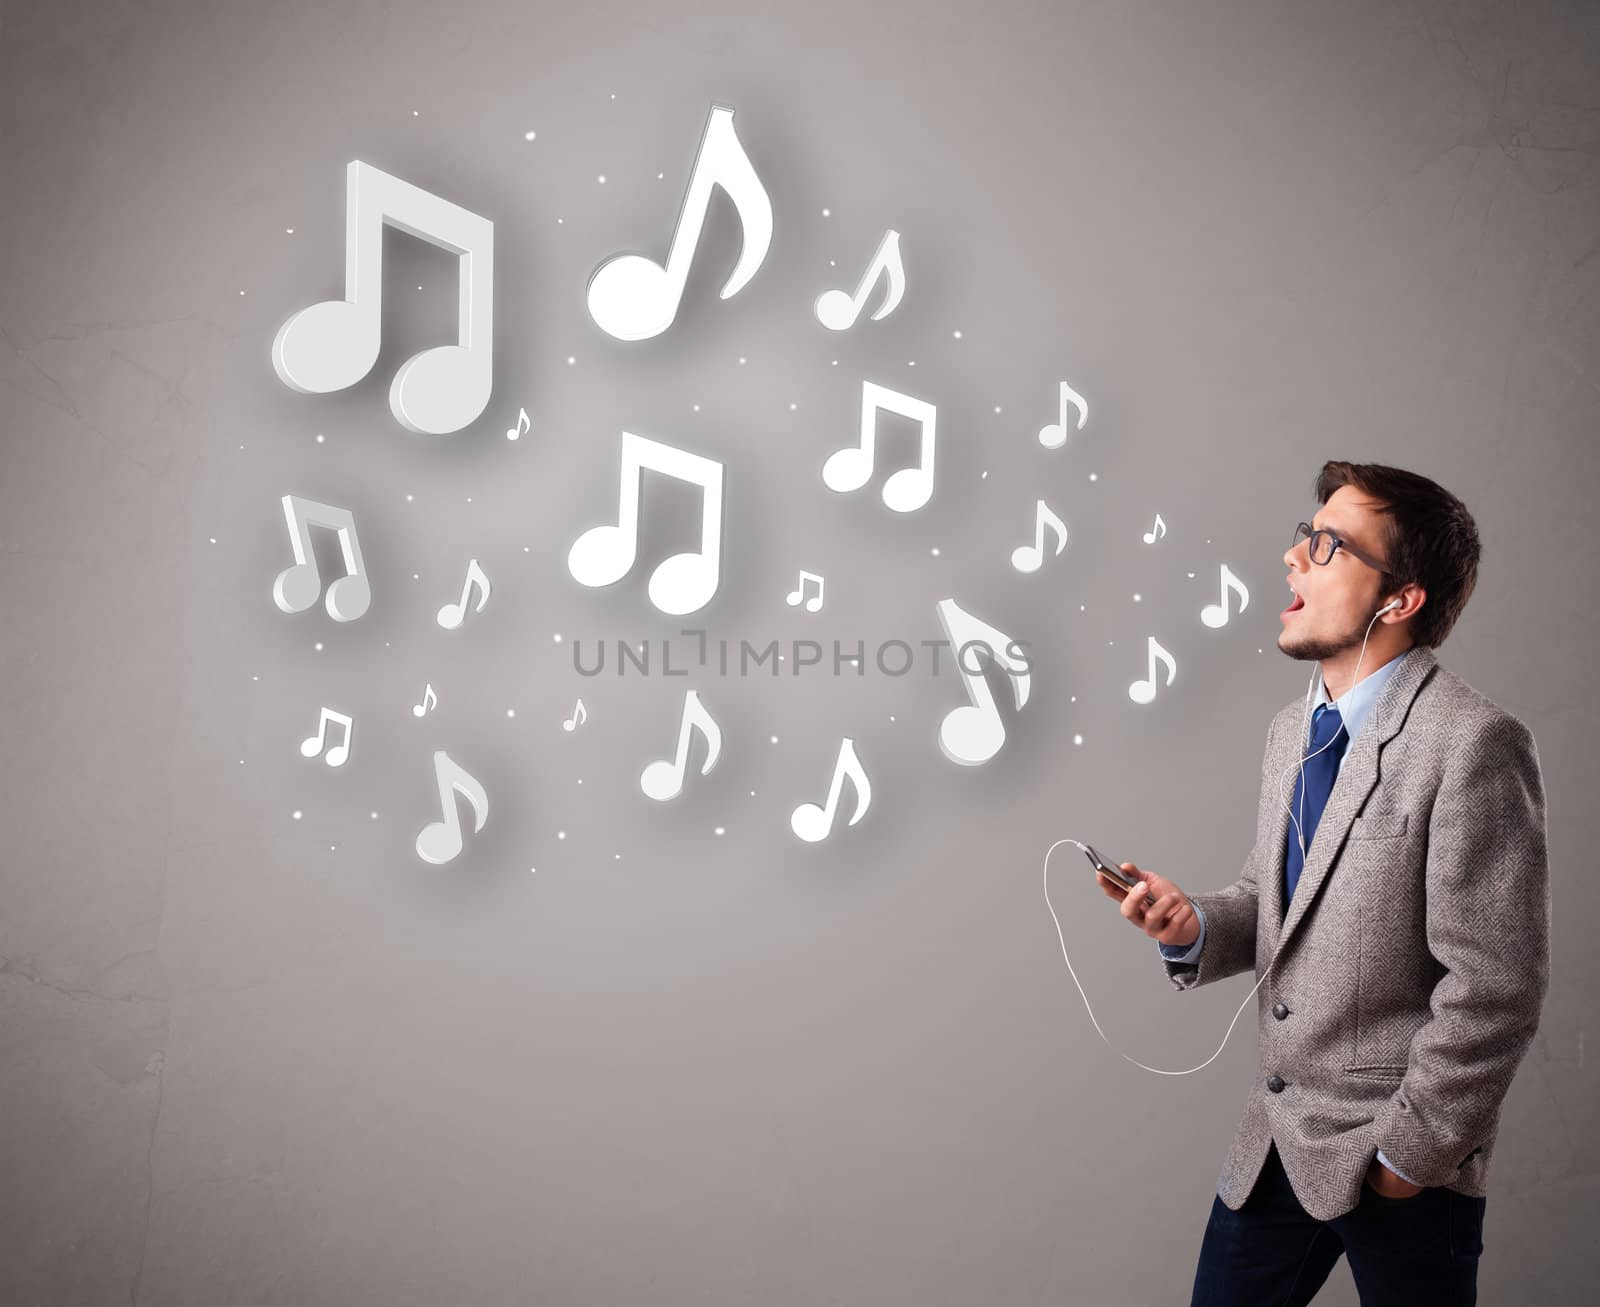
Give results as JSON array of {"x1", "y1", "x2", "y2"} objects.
[{"x1": 1162, "y1": 644, "x2": 1550, "y2": 1221}]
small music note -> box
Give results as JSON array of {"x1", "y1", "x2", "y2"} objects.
[
  {"x1": 437, "y1": 559, "x2": 491, "y2": 630},
  {"x1": 1038, "y1": 380, "x2": 1089, "y2": 449},
  {"x1": 785, "y1": 569, "x2": 825, "y2": 613},
  {"x1": 640, "y1": 690, "x2": 722, "y2": 801},
  {"x1": 506, "y1": 406, "x2": 530, "y2": 441},
  {"x1": 1142, "y1": 512, "x2": 1167, "y2": 544},
  {"x1": 412, "y1": 683, "x2": 437, "y2": 718},
  {"x1": 1010, "y1": 500, "x2": 1069, "y2": 574},
  {"x1": 1201, "y1": 563, "x2": 1250, "y2": 629},
  {"x1": 271, "y1": 161, "x2": 494, "y2": 435},
  {"x1": 822, "y1": 381, "x2": 936, "y2": 513},
  {"x1": 936, "y1": 598, "x2": 1031, "y2": 766},
  {"x1": 815, "y1": 229, "x2": 906, "y2": 330},
  {"x1": 415, "y1": 750, "x2": 489, "y2": 865},
  {"x1": 1128, "y1": 636, "x2": 1178, "y2": 705},
  {"x1": 568, "y1": 431, "x2": 724, "y2": 616},
  {"x1": 587, "y1": 104, "x2": 772, "y2": 341},
  {"x1": 790, "y1": 738, "x2": 871, "y2": 843},
  {"x1": 562, "y1": 699, "x2": 587, "y2": 732},
  {"x1": 273, "y1": 495, "x2": 371, "y2": 622},
  {"x1": 300, "y1": 707, "x2": 353, "y2": 767}
]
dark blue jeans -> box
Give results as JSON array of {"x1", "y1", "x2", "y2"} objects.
[{"x1": 1190, "y1": 1140, "x2": 1487, "y2": 1306}]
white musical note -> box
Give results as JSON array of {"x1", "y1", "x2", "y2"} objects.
[
  {"x1": 1010, "y1": 500, "x2": 1069, "y2": 573},
  {"x1": 1128, "y1": 636, "x2": 1178, "y2": 705},
  {"x1": 815, "y1": 229, "x2": 906, "y2": 330},
  {"x1": 437, "y1": 559, "x2": 492, "y2": 630},
  {"x1": 790, "y1": 738, "x2": 872, "y2": 842},
  {"x1": 412, "y1": 683, "x2": 437, "y2": 718},
  {"x1": 640, "y1": 690, "x2": 722, "y2": 801},
  {"x1": 299, "y1": 706, "x2": 353, "y2": 767},
  {"x1": 562, "y1": 699, "x2": 587, "y2": 732},
  {"x1": 935, "y1": 598, "x2": 1031, "y2": 766},
  {"x1": 568, "y1": 431, "x2": 724, "y2": 616},
  {"x1": 785, "y1": 569, "x2": 825, "y2": 613},
  {"x1": 586, "y1": 104, "x2": 772, "y2": 341},
  {"x1": 506, "y1": 406, "x2": 530, "y2": 441},
  {"x1": 1037, "y1": 380, "x2": 1089, "y2": 449},
  {"x1": 271, "y1": 161, "x2": 494, "y2": 435},
  {"x1": 1201, "y1": 563, "x2": 1250, "y2": 629},
  {"x1": 1142, "y1": 512, "x2": 1167, "y2": 544},
  {"x1": 822, "y1": 381, "x2": 937, "y2": 513},
  {"x1": 415, "y1": 750, "x2": 489, "y2": 865},
  {"x1": 272, "y1": 495, "x2": 371, "y2": 622}
]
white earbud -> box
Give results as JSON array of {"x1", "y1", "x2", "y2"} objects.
[{"x1": 1377, "y1": 598, "x2": 1402, "y2": 615}]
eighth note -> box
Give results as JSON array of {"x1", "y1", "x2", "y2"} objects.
[
  {"x1": 640, "y1": 690, "x2": 722, "y2": 801},
  {"x1": 822, "y1": 381, "x2": 937, "y2": 513},
  {"x1": 412, "y1": 683, "x2": 437, "y2": 718},
  {"x1": 815, "y1": 229, "x2": 906, "y2": 330},
  {"x1": 562, "y1": 699, "x2": 587, "y2": 732},
  {"x1": 1038, "y1": 379, "x2": 1089, "y2": 449},
  {"x1": 273, "y1": 494, "x2": 371, "y2": 622},
  {"x1": 586, "y1": 104, "x2": 772, "y2": 341},
  {"x1": 790, "y1": 737, "x2": 872, "y2": 843},
  {"x1": 506, "y1": 406, "x2": 530, "y2": 441},
  {"x1": 415, "y1": 750, "x2": 489, "y2": 865},
  {"x1": 1010, "y1": 500, "x2": 1068, "y2": 574},
  {"x1": 1128, "y1": 635, "x2": 1178, "y2": 705},
  {"x1": 437, "y1": 559, "x2": 491, "y2": 630},
  {"x1": 785, "y1": 569, "x2": 825, "y2": 613},
  {"x1": 1200, "y1": 563, "x2": 1250, "y2": 629},
  {"x1": 1143, "y1": 512, "x2": 1167, "y2": 544},
  {"x1": 300, "y1": 706, "x2": 353, "y2": 767}
]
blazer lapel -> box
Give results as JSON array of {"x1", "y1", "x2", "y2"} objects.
[{"x1": 1267, "y1": 645, "x2": 1438, "y2": 961}]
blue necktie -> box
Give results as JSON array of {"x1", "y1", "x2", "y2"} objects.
[{"x1": 1285, "y1": 703, "x2": 1345, "y2": 903}]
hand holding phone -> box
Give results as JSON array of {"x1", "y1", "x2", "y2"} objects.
[{"x1": 1079, "y1": 843, "x2": 1200, "y2": 948}]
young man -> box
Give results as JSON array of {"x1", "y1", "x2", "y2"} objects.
[{"x1": 1098, "y1": 461, "x2": 1549, "y2": 1306}]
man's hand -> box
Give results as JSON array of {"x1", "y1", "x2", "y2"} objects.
[
  {"x1": 1364, "y1": 1155, "x2": 1424, "y2": 1199},
  {"x1": 1095, "y1": 863, "x2": 1199, "y2": 948}
]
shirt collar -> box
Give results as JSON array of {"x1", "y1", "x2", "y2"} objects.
[{"x1": 1313, "y1": 648, "x2": 1411, "y2": 742}]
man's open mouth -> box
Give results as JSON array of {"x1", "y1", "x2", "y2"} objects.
[{"x1": 1282, "y1": 592, "x2": 1306, "y2": 615}]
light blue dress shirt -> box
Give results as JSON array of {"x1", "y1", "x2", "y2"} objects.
[{"x1": 1155, "y1": 651, "x2": 1421, "y2": 1185}]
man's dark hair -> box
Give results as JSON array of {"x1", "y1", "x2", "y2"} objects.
[{"x1": 1313, "y1": 460, "x2": 1481, "y2": 649}]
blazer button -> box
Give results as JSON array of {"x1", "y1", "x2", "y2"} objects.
[
  {"x1": 1272, "y1": 1002, "x2": 1288, "y2": 1020},
  {"x1": 1267, "y1": 1075, "x2": 1286, "y2": 1093}
]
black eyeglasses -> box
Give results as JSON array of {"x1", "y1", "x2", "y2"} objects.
[{"x1": 1292, "y1": 522, "x2": 1391, "y2": 575}]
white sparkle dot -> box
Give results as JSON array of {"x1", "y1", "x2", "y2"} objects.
[
  {"x1": 953, "y1": 330, "x2": 962, "y2": 339},
  {"x1": 1074, "y1": 734, "x2": 1084, "y2": 746},
  {"x1": 692, "y1": 403, "x2": 700, "y2": 411},
  {"x1": 788, "y1": 401, "x2": 797, "y2": 410},
  {"x1": 524, "y1": 546, "x2": 529, "y2": 552},
  {"x1": 314, "y1": 642, "x2": 323, "y2": 651},
  {"x1": 524, "y1": 130, "x2": 536, "y2": 141},
  {"x1": 412, "y1": 109, "x2": 418, "y2": 116},
  {"x1": 315, "y1": 433, "x2": 324, "y2": 443},
  {"x1": 530, "y1": 866, "x2": 537, "y2": 874},
  {"x1": 285, "y1": 227, "x2": 294, "y2": 234},
  {"x1": 610, "y1": 92, "x2": 616, "y2": 99},
  {"x1": 466, "y1": 496, "x2": 472, "y2": 503},
  {"x1": 506, "y1": 708, "x2": 515, "y2": 719},
  {"x1": 908, "y1": 360, "x2": 916, "y2": 367},
  {"x1": 1089, "y1": 473, "x2": 1098, "y2": 481},
  {"x1": 931, "y1": 547, "x2": 941, "y2": 557},
  {"x1": 750, "y1": 790, "x2": 756, "y2": 796},
  {"x1": 252, "y1": 675, "x2": 259, "y2": 681},
  {"x1": 406, "y1": 493, "x2": 414, "y2": 502},
  {"x1": 1071, "y1": 696, "x2": 1077, "y2": 703},
  {"x1": 994, "y1": 405, "x2": 1003, "y2": 413},
  {"x1": 567, "y1": 355, "x2": 576, "y2": 365},
  {"x1": 416, "y1": 285, "x2": 422, "y2": 291},
  {"x1": 1134, "y1": 594, "x2": 1142, "y2": 602},
  {"x1": 770, "y1": 735, "x2": 779, "y2": 744},
  {"x1": 553, "y1": 633, "x2": 562, "y2": 642},
  {"x1": 615, "y1": 853, "x2": 621, "y2": 860},
  {"x1": 239, "y1": 289, "x2": 245, "y2": 296},
  {"x1": 292, "y1": 810, "x2": 302, "y2": 820},
  {"x1": 889, "y1": 715, "x2": 896, "y2": 722},
  {"x1": 821, "y1": 207, "x2": 830, "y2": 216},
  {"x1": 831, "y1": 359, "x2": 838, "y2": 366},
  {"x1": 239, "y1": 759, "x2": 244, "y2": 764},
  {"x1": 1080, "y1": 604, "x2": 1086, "y2": 611},
  {"x1": 412, "y1": 573, "x2": 419, "y2": 580},
  {"x1": 557, "y1": 831, "x2": 566, "y2": 840},
  {"x1": 577, "y1": 779, "x2": 582, "y2": 785},
  {"x1": 714, "y1": 827, "x2": 725, "y2": 836},
  {"x1": 209, "y1": 537, "x2": 217, "y2": 544},
  {"x1": 556, "y1": 217, "x2": 563, "y2": 224},
  {"x1": 657, "y1": 171, "x2": 664, "y2": 179},
  {"x1": 371, "y1": 811, "x2": 378, "y2": 819},
  {"x1": 330, "y1": 845, "x2": 336, "y2": 852},
  {"x1": 829, "y1": 259, "x2": 836, "y2": 267},
  {"x1": 1187, "y1": 572, "x2": 1196, "y2": 579},
  {"x1": 738, "y1": 356, "x2": 746, "y2": 364},
  {"x1": 597, "y1": 174, "x2": 606, "y2": 184},
  {"x1": 981, "y1": 471, "x2": 988, "y2": 479}
]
